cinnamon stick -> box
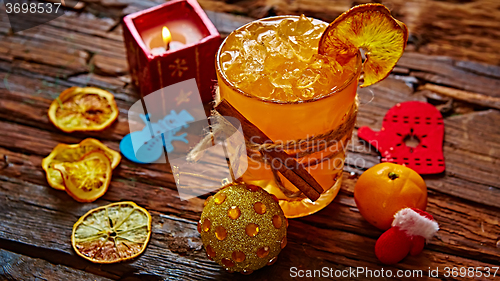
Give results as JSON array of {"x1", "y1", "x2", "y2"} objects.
[{"x1": 215, "y1": 99, "x2": 323, "y2": 201}]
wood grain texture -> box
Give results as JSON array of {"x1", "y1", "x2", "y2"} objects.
[
  {"x1": 60, "y1": 0, "x2": 500, "y2": 65},
  {"x1": 1, "y1": 164, "x2": 499, "y2": 280},
  {"x1": 0, "y1": 0, "x2": 499, "y2": 280},
  {"x1": 0, "y1": 249, "x2": 114, "y2": 281}
]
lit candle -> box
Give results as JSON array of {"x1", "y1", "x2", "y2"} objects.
[
  {"x1": 141, "y1": 19, "x2": 204, "y2": 56},
  {"x1": 148, "y1": 26, "x2": 172, "y2": 56},
  {"x1": 123, "y1": 0, "x2": 222, "y2": 102},
  {"x1": 163, "y1": 26, "x2": 171, "y2": 49}
]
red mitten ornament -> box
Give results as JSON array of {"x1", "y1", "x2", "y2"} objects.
[
  {"x1": 358, "y1": 101, "x2": 445, "y2": 174},
  {"x1": 375, "y1": 208, "x2": 439, "y2": 265}
]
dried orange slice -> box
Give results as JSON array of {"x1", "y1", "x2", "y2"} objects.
[
  {"x1": 42, "y1": 138, "x2": 121, "y2": 190},
  {"x1": 48, "y1": 87, "x2": 119, "y2": 132},
  {"x1": 72, "y1": 202, "x2": 152, "y2": 264},
  {"x1": 53, "y1": 151, "x2": 112, "y2": 202},
  {"x1": 319, "y1": 3, "x2": 408, "y2": 87}
]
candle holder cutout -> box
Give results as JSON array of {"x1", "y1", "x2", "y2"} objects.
[{"x1": 358, "y1": 101, "x2": 445, "y2": 174}]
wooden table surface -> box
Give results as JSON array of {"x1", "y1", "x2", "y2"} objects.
[{"x1": 1, "y1": 0, "x2": 499, "y2": 280}]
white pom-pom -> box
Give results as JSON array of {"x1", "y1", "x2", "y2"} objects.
[{"x1": 392, "y1": 208, "x2": 439, "y2": 240}]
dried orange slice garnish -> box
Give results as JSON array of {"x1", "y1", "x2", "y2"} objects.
[
  {"x1": 53, "y1": 151, "x2": 112, "y2": 202},
  {"x1": 42, "y1": 138, "x2": 121, "y2": 190},
  {"x1": 72, "y1": 202, "x2": 152, "y2": 264},
  {"x1": 319, "y1": 3, "x2": 408, "y2": 87},
  {"x1": 48, "y1": 87, "x2": 119, "y2": 132}
]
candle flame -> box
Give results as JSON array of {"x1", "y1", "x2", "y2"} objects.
[{"x1": 162, "y1": 26, "x2": 172, "y2": 48}]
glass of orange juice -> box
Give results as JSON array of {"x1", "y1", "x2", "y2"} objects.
[{"x1": 215, "y1": 15, "x2": 361, "y2": 218}]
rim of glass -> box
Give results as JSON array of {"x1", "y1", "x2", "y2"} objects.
[{"x1": 216, "y1": 15, "x2": 363, "y2": 105}]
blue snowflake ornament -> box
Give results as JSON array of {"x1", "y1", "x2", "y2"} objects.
[{"x1": 120, "y1": 110, "x2": 194, "y2": 163}]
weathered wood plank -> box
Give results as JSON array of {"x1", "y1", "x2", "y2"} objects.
[
  {"x1": 398, "y1": 52, "x2": 500, "y2": 98},
  {"x1": 205, "y1": 10, "x2": 253, "y2": 37},
  {"x1": 0, "y1": 78, "x2": 131, "y2": 142},
  {"x1": 0, "y1": 5, "x2": 128, "y2": 91},
  {"x1": 2, "y1": 67, "x2": 499, "y2": 209},
  {"x1": 64, "y1": 0, "x2": 500, "y2": 65},
  {"x1": 0, "y1": 249, "x2": 114, "y2": 281},
  {"x1": 1, "y1": 127, "x2": 499, "y2": 269},
  {"x1": 1, "y1": 171, "x2": 499, "y2": 281},
  {"x1": 0, "y1": 122, "x2": 205, "y2": 221},
  {"x1": 397, "y1": 0, "x2": 500, "y2": 65},
  {"x1": 454, "y1": 60, "x2": 500, "y2": 80},
  {"x1": 1, "y1": 1, "x2": 500, "y2": 280},
  {"x1": 0, "y1": 177, "x2": 227, "y2": 280}
]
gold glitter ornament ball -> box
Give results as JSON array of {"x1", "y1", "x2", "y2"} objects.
[{"x1": 199, "y1": 183, "x2": 288, "y2": 274}]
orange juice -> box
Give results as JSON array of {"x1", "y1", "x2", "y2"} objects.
[{"x1": 216, "y1": 15, "x2": 361, "y2": 218}]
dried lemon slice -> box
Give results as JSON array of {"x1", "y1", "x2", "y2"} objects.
[
  {"x1": 42, "y1": 138, "x2": 121, "y2": 190},
  {"x1": 319, "y1": 3, "x2": 408, "y2": 87},
  {"x1": 72, "y1": 202, "x2": 152, "y2": 264},
  {"x1": 48, "y1": 87, "x2": 119, "y2": 132},
  {"x1": 53, "y1": 151, "x2": 112, "y2": 202}
]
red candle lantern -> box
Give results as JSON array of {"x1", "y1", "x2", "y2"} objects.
[{"x1": 123, "y1": 0, "x2": 221, "y2": 103}]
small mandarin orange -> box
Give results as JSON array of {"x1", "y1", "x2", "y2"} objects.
[{"x1": 354, "y1": 163, "x2": 427, "y2": 230}]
